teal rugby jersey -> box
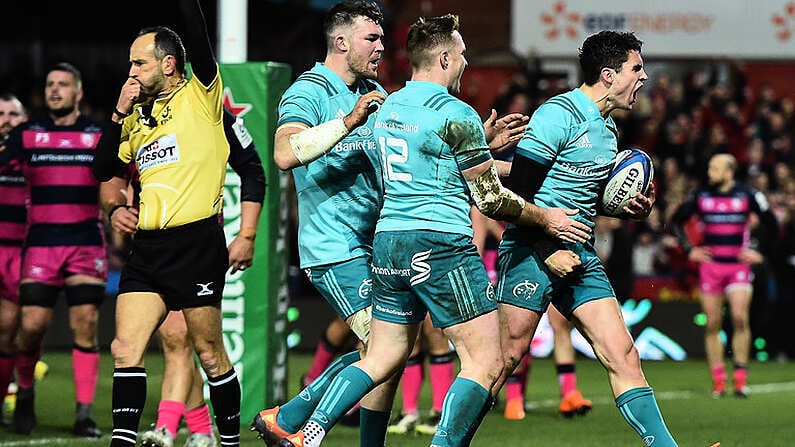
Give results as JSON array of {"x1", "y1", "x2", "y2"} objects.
[
  {"x1": 373, "y1": 81, "x2": 492, "y2": 237},
  {"x1": 279, "y1": 63, "x2": 386, "y2": 268},
  {"x1": 510, "y1": 88, "x2": 618, "y2": 238}
]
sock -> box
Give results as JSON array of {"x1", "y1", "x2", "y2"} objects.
[
  {"x1": 430, "y1": 377, "x2": 490, "y2": 447},
  {"x1": 556, "y1": 363, "x2": 577, "y2": 397},
  {"x1": 184, "y1": 403, "x2": 213, "y2": 435},
  {"x1": 616, "y1": 387, "x2": 678, "y2": 447},
  {"x1": 518, "y1": 352, "x2": 531, "y2": 395},
  {"x1": 0, "y1": 351, "x2": 14, "y2": 399},
  {"x1": 429, "y1": 352, "x2": 455, "y2": 412},
  {"x1": 72, "y1": 344, "x2": 100, "y2": 405},
  {"x1": 156, "y1": 400, "x2": 186, "y2": 438},
  {"x1": 15, "y1": 345, "x2": 41, "y2": 389},
  {"x1": 208, "y1": 368, "x2": 241, "y2": 447},
  {"x1": 306, "y1": 334, "x2": 342, "y2": 384},
  {"x1": 505, "y1": 375, "x2": 524, "y2": 402},
  {"x1": 464, "y1": 395, "x2": 496, "y2": 445},
  {"x1": 307, "y1": 365, "x2": 374, "y2": 439},
  {"x1": 277, "y1": 350, "x2": 361, "y2": 433},
  {"x1": 710, "y1": 363, "x2": 726, "y2": 386},
  {"x1": 359, "y1": 407, "x2": 391, "y2": 447},
  {"x1": 401, "y1": 352, "x2": 425, "y2": 414},
  {"x1": 110, "y1": 367, "x2": 147, "y2": 447},
  {"x1": 733, "y1": 364, "x2": 748, "y2": 391}
]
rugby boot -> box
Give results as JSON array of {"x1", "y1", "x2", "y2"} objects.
[
  {"x1": 415, "y1": 409, "x2": 441, "y2": 435},
  {"x1": 13, "y1": 386, "x2": 35, "y2": 435},
  {"x1": 503, "y1": 397, "x2": 526, "y2": 420},
  {"x1": 250, "y1": 406, "x2": 294, "y2": 446},
  {"x1": 387, "y1": 411, "x2": 419, "y2": 434},
  {"x1": 711, "y1": 380, "x2": 726, "y2": 399},
  {"x1": 73, "y1": 417, "x2": 102, "y2": 438},
  {"x1": 558, "y1": 389, "x2": 592, "y2": 418}
]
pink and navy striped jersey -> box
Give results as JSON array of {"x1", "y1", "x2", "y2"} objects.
[
  {"x1": 0, "y1": 152, "x2": 26, "y2": 246},
  {"x1": 2, "y1": 115, "x2": 104, "y2": 247},
  {"x1": 672, "y1": 184, "x2": 778, "y2": 263}
]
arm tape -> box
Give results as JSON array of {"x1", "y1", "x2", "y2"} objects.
[
  {"x1": 288, "y1": 118, "x2": 349, "y2": 165},
  {"x1": 466, "y1": 163, "x2": 526, "y2": 221}
]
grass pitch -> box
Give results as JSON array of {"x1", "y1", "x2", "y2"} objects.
[{"x1": 1, "y1": 350, "x2": 793, "y2": 446}]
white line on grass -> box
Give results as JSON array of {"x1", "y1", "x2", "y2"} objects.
[
  {"x1": 524, "y1": 381, "x2": 795, "y2": 411},
  {"x1": 0, "y1": 437, "x2": 106, "y2": 446},
  {"x1": 3, "y1": 382, "x2": 794, "y2": 446}
]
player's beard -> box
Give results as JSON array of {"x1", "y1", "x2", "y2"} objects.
[{"x1": 49, "y1": 105, "x2": 76, "y2": 118}]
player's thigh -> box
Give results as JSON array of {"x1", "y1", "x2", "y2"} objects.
[
  {"x1": 306, "y1": 256, "x2": 372, "y2": 320},
  {"x1": 442, "y1": 309, "x2": 501, "y2": 377},
  {"x1": 496, "y1": 243, "x2": 553, "y2": 342},
  {"x1": 572, "y1": 297, "x2": 633, "y2": 361},
  {"x1": 422, "y1": 314, "x2": 450, "y2": 355}
]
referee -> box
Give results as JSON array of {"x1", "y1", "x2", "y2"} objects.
[{"x1": 92, "y1": 1, "x2": 242, "y2": 446}]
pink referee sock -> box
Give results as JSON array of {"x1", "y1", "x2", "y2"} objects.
[
  {"x1": 72, "y1": 346, "x2": 99, "y2": 404},
  {"x1": 429, "y1": 353, "x2": 455, "y2": 412},
  {"x1": 184, "y1": 403, "x2": 213, "y2": 435},
  {"x1": 157, "y1": 399, "x2": 186, "y2": 437},
  {"x1": 401, "y1": 355, "x2": 424, "y2": 414}
]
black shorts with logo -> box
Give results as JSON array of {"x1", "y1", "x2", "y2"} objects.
[{"x1": 119, "y1": 215, "x2": 228, "y2": 310}]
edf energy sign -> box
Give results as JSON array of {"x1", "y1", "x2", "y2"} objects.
[{"x1": 512, "y1": 0, "x2": 795, "y2": 59}]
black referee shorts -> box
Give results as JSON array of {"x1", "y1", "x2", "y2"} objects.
[{"x1": 119, "y1": 215, "x2": 228, "y2": 310}]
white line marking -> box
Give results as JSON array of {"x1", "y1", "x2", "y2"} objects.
[{"x1": 523, "y1": 381, "x2": 795, "y2": 411}]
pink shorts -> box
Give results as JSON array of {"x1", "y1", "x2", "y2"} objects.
[
  {"x1": 0, "y1": 246, "x2": 22, "y2": 303},
  {"x1": 698, "y1": 261, "x2": 752, "y2": 295},
  {"x1": 22, "y1": 245, "x2": 108, "y2": 286}
]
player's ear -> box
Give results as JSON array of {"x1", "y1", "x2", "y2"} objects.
[
  {"x1": 335, "y1": 35, "x2": 348, "y2": 52},
  {"x1": 601, "y1": 67, "x2": 613, "y2": 84},
  {"x1": 440, "y1": 51, "x2": 449, "y2": 70}
]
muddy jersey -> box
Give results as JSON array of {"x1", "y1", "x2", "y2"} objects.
[
  {"x1": 117, "y1": 73, "x2": 227, "y2": 230},
  {"x1": 4, "y1": 115, "x2": 103, "y2": 247},
  {"x1": 279, "y1": 62, "x2": 385, "y2": 268},
  {"x1": 372, "y1": 81, "x2": 491, "y2": 238}
]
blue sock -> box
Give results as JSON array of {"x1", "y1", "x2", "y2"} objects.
[
  {"x1": 359, "y1": 407, "x2": 391, "y2": 447},
  {"x1": 278, "y1": 350, "x2": 361, "y2": 432},
  {"x1": 430, "y1": 377, "x2": 490, "y2": 447},
  {"x1": 616, "y1": 387, "x2": 678, "y2": 447},
  {"x1": 309, "y1": 365, "x2": 374, "y2": 433}
]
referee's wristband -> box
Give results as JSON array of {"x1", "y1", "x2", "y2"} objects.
[
  {"x1": 114, "y1": 107, "x2": 131, "y2": 118},
  {"x1": 108, "y1": 204, "x2": 129, "y2": 220}
]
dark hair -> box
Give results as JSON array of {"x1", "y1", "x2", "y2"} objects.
[
  {"x1": 48, "y1": 62, "x2": 83, "y2": 87},
  {"x1": 323, "y1": 1, "x2": 384, "y2": 48},
  {"x1": 579, "y1": 30, "x2": 643, "y2": 86},
  {"x1": 138, "y1": 26, "x2": 186, "y2": 74},
  {"x1": 406, "y1": 14, "x2": 459, "y2": 69}
]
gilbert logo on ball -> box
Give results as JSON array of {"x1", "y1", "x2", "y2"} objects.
[{"x1": 601, "y1": 148, "x2": 654, "y2": 217}]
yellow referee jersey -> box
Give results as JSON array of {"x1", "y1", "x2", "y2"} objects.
[{"x1": 118, "y1": 74, "x2": 229, "y2": 229}]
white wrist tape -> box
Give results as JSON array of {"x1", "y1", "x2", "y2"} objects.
[{"x1": 289, "y1": 118, "x2": 349, "y2": 165}]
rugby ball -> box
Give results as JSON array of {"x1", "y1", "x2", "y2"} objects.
[{"x1": 600, "y1": 148, "x2": 654, "y2": 217}]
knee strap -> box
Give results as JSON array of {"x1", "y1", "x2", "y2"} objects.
[
  {"x1": 19, "y1": 282, "x2": 60, "y2": 308},
  {"x1": 65, "y1": 284, "x2": 106, "y2": 306}
]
